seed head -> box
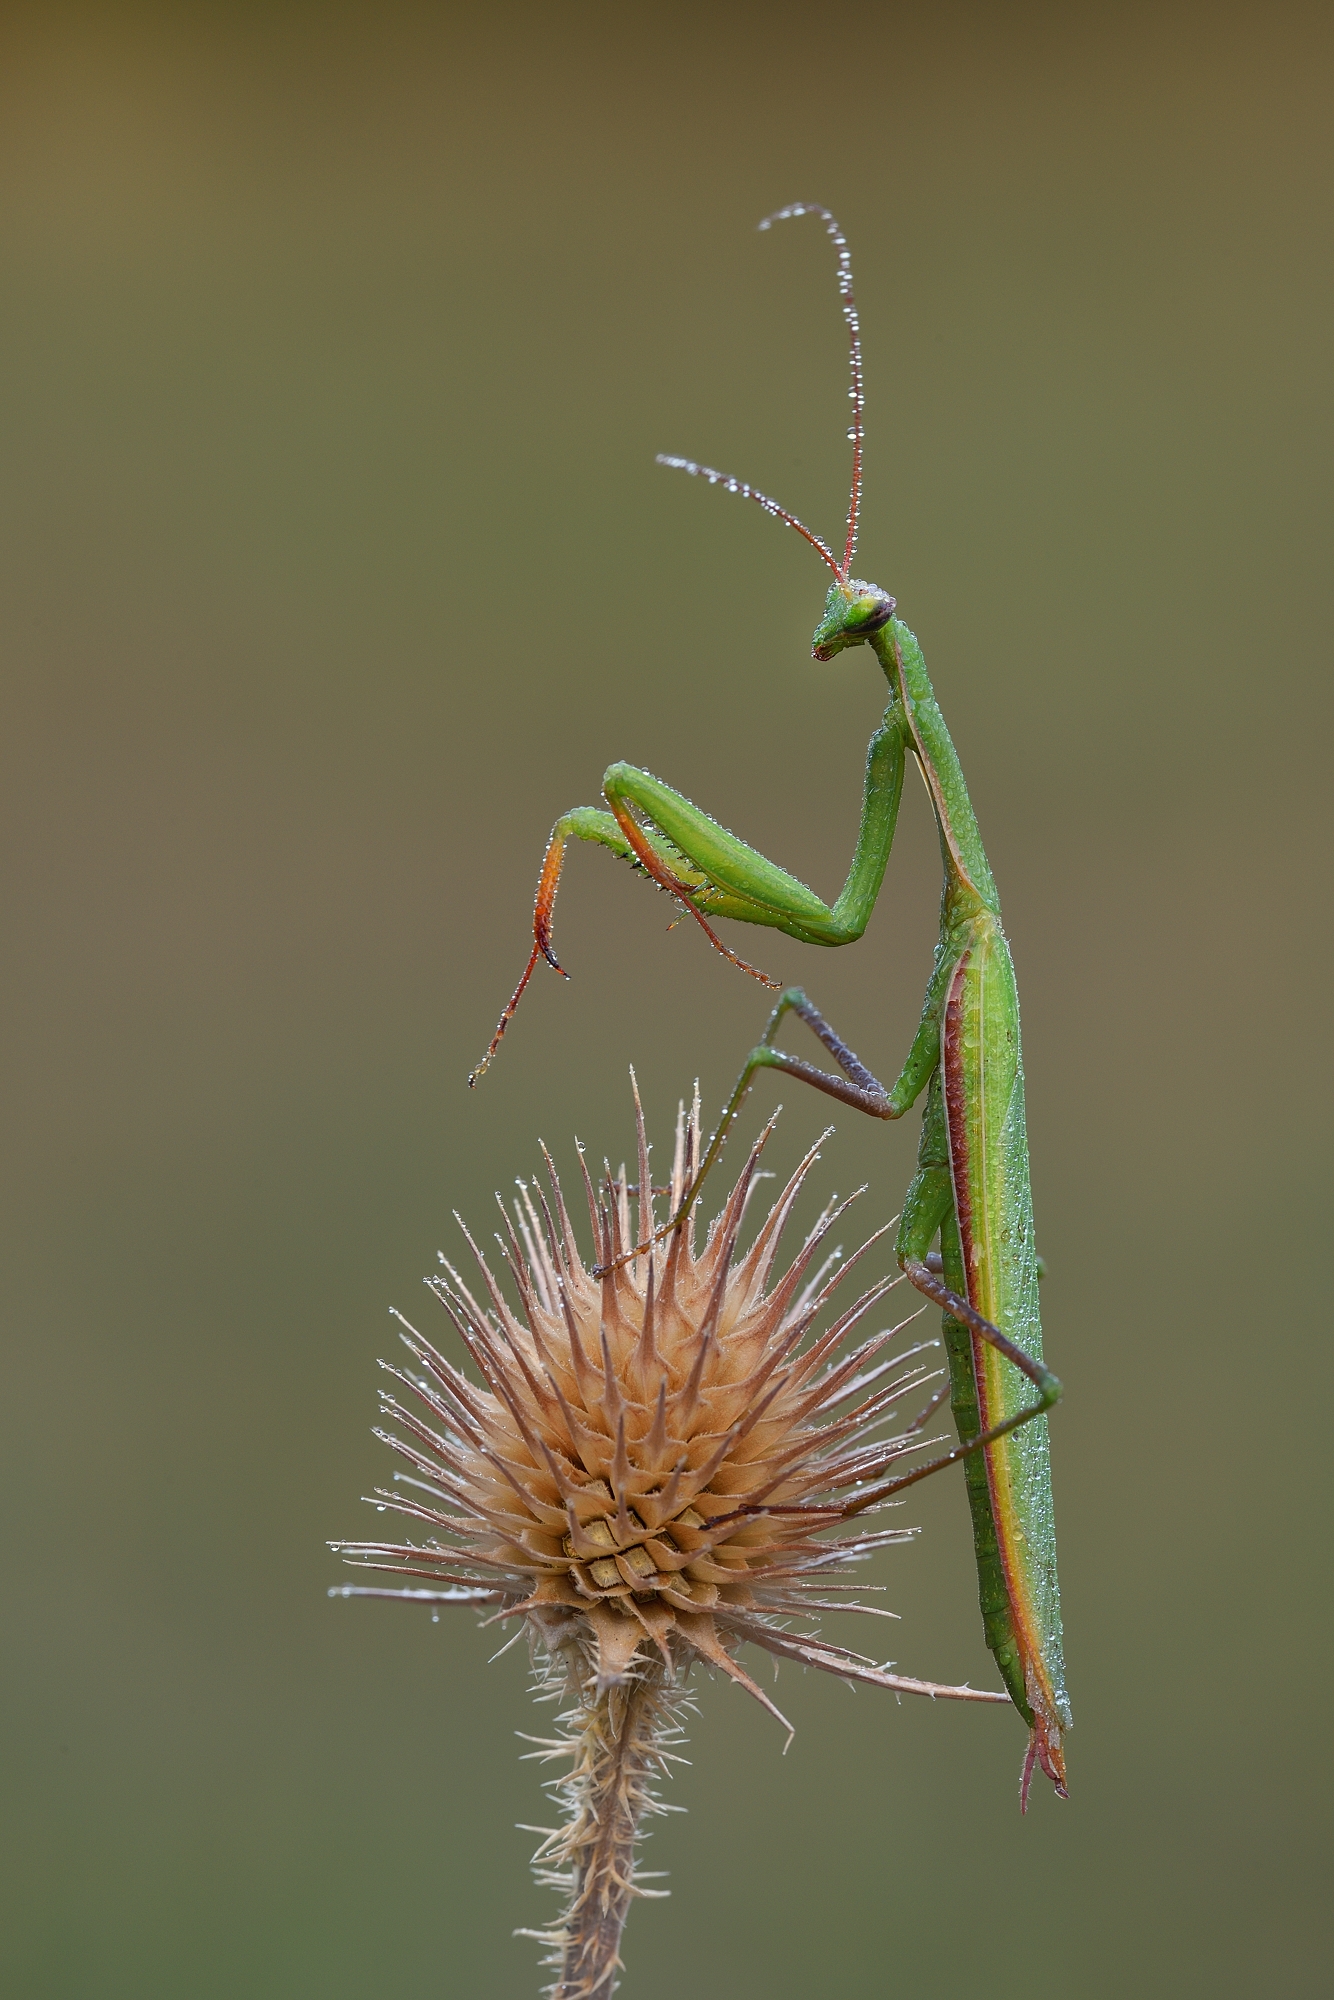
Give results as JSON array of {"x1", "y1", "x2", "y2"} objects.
[{"x1": 330, "y1": 1086, "x2": 1004, "y2": 1996}]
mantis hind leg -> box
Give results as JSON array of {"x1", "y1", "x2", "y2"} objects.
[{"x1": 888, "y1": 1153, "x2": 1061, "y2": 1490}]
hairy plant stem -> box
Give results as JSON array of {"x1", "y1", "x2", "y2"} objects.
[{"x1": 528, "y1": 1642, "x2": 677, "y2": 2000}]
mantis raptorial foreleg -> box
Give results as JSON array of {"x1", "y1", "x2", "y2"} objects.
[{"x1": 467, "y1": 720, "x2": 906, "y2": 1083}]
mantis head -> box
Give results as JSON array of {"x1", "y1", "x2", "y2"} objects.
[
  {"x1": 657, "y1": 205, "x2": 898, "y2": 655},
  {"x1": 811, "y1": 580, "x2": 896, "y2": 660}
]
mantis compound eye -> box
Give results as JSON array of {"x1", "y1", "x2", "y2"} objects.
[{"x1": 853, "y1": 592, "x2": 896, "y2": 635}]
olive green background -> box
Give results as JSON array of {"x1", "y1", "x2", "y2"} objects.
[{"x1": 2, "y1": 3, "x2": 1329, "y2": 1994}]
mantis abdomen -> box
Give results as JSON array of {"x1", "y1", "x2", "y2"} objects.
[{"x1": 938, "y1": 917, "x2": 1069, "y2": 1788}]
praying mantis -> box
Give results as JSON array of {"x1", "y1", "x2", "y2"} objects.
[{"x1": 470, "y1": 205, "x2": 1069, "y2": 1804}]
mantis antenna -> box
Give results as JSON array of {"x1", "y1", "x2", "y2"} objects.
[{"x1": 657, "y1": 202, "x2": 866, "y2": 583}]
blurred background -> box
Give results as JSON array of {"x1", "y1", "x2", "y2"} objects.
[{"x1": 1, "y1": 3, "x2": 1330, "y2": 1994}]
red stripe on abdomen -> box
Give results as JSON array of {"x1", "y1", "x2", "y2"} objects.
[{"x1": 941, "y1": 952, "x2": 990, "y2": 1420}]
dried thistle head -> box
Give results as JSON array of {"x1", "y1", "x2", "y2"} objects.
[{"x1": 331, "y1": 1087, "x2": 1003, "y2": 1997}]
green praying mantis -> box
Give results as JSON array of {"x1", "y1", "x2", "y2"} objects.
[{"x1": 470, "y1": 205, "x2": 1069, "y2": 1805}]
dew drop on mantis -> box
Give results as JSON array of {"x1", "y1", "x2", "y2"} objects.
[{"x1": 471, "y1": 205, "x2": 1070, "y2": 1805}]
